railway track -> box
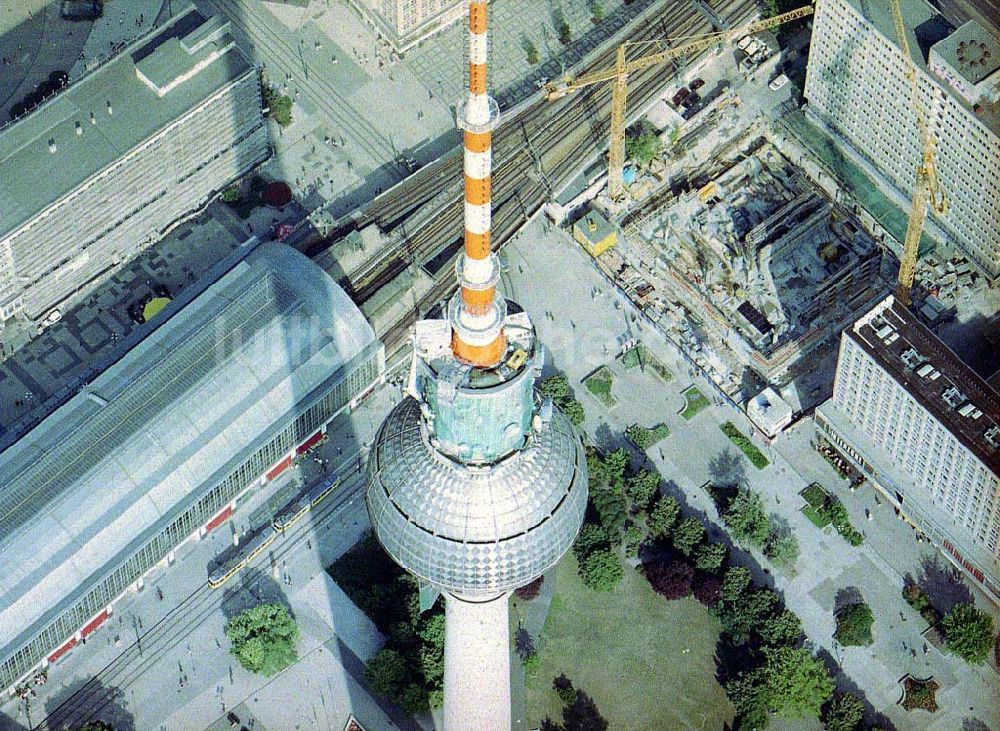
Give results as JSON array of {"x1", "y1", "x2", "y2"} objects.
[
  {"x1": 360, "y1": 0, "x2": 761, "y2": 356},
  {"x1": 35, "y1": 474, "x2": 366, "y2": 731}
]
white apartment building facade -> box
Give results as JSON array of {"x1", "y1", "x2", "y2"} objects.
[
  {"x1": 0, "y1": 9, "x2": 268, "y2": 324},
  {"x1": 347, "y1": 0, "x2": 467, "y2": 51},
  {"x1": 816, "y1": 296, "x2": 1000, "y2": 602},
  {"x1": 804, "y1": 0, "x2": 1000, "y2": 280}
]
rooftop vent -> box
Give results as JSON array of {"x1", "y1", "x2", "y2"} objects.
[
  {"x1": 901, "y1": 348, "x2": 923, "y2": 368},
  {"x1": 985, "y1": 425, "x2": 1000, "y2": 447},
  {"x1": 942, "y1": 385, "x2": 967, "y2": 408},
  {"x1": 917, "y1": 363, "x2": 935, "y2": 378},
  {"x1": 90, "y1": 111, "x2": 96, "y2": 125},
  {"x1": 48, "y1": 138, "x2": 56, "y2": 153},
  {"x1": 958, "y1": 402, "x2": 976, "y2": 417},
  {"x1": 75, "y1": 121, "x2": 82, "y2": 136},
  {"x1": 106, "y1": 100, "x2": 113, "y2": 116},
  {"x1": 875, "y1": 323, "x2": 895, "y2": 340},
  {"x1": 971, "y1": 408, "x2": 983, "y2": 419}
]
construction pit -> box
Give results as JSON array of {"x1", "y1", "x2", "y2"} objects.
[{"x1": 602, "y1": 136, "x2": 890, "y2": 404}]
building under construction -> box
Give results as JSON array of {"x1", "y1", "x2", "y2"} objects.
[{"x1": 617, "y1": 137, "x2": 885, "y2": 389}]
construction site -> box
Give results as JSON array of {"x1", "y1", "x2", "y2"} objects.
[{"x1": 592, "y1": 132, "x2": 888, "y2": 403}]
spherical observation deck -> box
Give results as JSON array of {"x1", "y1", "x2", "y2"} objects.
[{"x1": 366, "y1": 395, "x2": 588, "y2": 602}]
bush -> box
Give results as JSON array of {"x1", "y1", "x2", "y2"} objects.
[
  {"x1": 221, "y1": 186, "x2": 241, "y2": 204},
  {"x1": 942, "y1": 603, "x2": 995, "y2": 664},
  {"x1": 525, "y1": 41, "x2": 540, "y2": 65},
  {"x1": 625, "y1": 424, "x2": 669, "y2": 449},
  {"x1": 765, "y1": 524, "x2": 800, "y2": 571},
  {"x1": 558, "y1": 20, "x2": 572, "y2": 45},
  {"x1": 553, "y1": 673, "x2": 577, "y2": 706},
  {"x1": 592, "y1": 0, "x2": 606, "y2": 21},
  {"x1": 720, "y1": 422, "x2": 770, "y2": 469},
  {"x1": 625, "y1": 123, "x2": 664, "y2": 165},
  {"x1": 834, "y1": 602, "x2": 874, "y2": 647},
  {"x1": 562, "y1": 399, "x2": 586, "y2": 426},
  {"x1": 515, "y1": 575, "x2": 544, "y2": 601}
]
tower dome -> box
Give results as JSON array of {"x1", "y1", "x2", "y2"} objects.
[{"x1": 366, "y1": 394, "x2": 588, "y2": 601}]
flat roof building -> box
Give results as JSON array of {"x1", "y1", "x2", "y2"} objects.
[
  {"x1": 0, "y1": 7, "x2": 268, "y2": 324},
  {"x1": 804, "y1": 0, "x2": 1000, "y2": 280},
  {"x1": 816, "y1": 296, "x2": 1000, "y2": 602},
  {"x1": 346, "y1": 0, "x2": 467, "y2": 51},
  {"x1": 0, "y1": 244, "x2": 384, "y2": 692}
]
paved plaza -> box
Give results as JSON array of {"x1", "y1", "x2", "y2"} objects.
[{"x1": 502, "y1": 216, "x2": 1000, "y2": 731}]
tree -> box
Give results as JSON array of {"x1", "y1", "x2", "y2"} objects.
[
  {"x1": 515, "y1": 627, "x2": 537, "y2": 661},
  {"x1": 647, "y1": 495, "x2": 679, "y2": 538},
  {"x1": 579, "y1": 548, "x2": 623, "y2": 591},
  {"x1": 591, "y1": 488, "x2": 627, "y2": 540},
  {"x1": 262, "y1": 85, "x2": 293, "y2": 126},
  {"x1": 226, "y1": 603, "x2": 298, "y2": 676},
  {"x1": 573, "y1": 523, "x2": 609, "y2": 561},
  {"x1": 75, "y1": 723, "x2": 114, "y2": 731},
  {"x1": 591, "y1": 0, "x2": 606, "y2": 21},
  {"x1": 557, "y1": 20, "x2": 572, "y2": 45},
  {"x1": 525, "y1": 40, "x2": 540, "y2": 65},
  {"x1": 562, "y1": 690, "x2": 609, "y2": 730},
  {"x1": 553, "y1": 673, "x2": 577, "y2": 706},
  {"x1": 725, "y1": 667, "x2": 769, "y2": 724},
  {"x1": 603, "y1": 448, "x2": 630, "y2": 484},
  {"x1": 221, "y1": 186, "x2": 241, "y2": 204},
  {"x1": 822, "y1": 692, "x2": 865, "y2": 731},
  {"x1": 625, "y1": 121, "x2": 663, "y2": 165},
  {"x1": 942, "y1": 602, "x2": 996, "y2": 664},
  {"x1": 763, "y1": 646, "x2": 835, "y2": 719},
  {"x1": 693, "y1": 541, "x2": 727, "y2": 574},
  {"x1": 759, "y1": 609, "x2": 802, "y2": 647},
  {"x1": 644, "y1": 558, "x2": 695, "y2": 600},
  {"x1": 625, "y1": 469, "x2": 660, "y2": 511},
  {"x1": 723, "y1": 489, "x2": 771, "y2": 548},
  {"x1": 540, "y1": 375, "x2": 570, "y2": 402},
  {"x1": 834, "y1": 602, "x2": 874, "y2": 647},
  {"x1": 721, "y1": 587, "x2": 779, "y2": 645},
  {"x1": 765, "y1": 525, "x2": 800, "y2": 570},
  {"x1": 692, "y1": 573, "x2": 723, "y2": 607},
  {"x1": 672, "y1": 516, "x2": 705, "y2": 556},
  {"x1": 721, "y1": 566, "x2": 752, "y2": 604},
  {"x1": 562, "y1": 399, "x2": 586, "y2": 426},
  {"x1": 623, "y1": 524, "x2": 643, "y2": 558},
  {"x1": 365, "y1": 647, "x2": 408, "y2": 696}
]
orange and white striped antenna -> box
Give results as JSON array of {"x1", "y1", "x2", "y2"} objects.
[{"x1": 450, "y1": 0, "x2": 505, "y2": 367}]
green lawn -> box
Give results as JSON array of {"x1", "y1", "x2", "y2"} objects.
[
  {"x1": 525, "y1": 555, "x2": 732, "y2": 730},
  {"x1": 720, "y1": 422, "x2": 770, "y2": 470},
  {"x1": 800, "y1": 483, "x2": 829, "y2": 509},
  {"x1": 621, "y1": 344, "x2": 673, "y2": 385},
  {"x1": 626, "y1": 423, "x2": 670, "y2": 449},
  {"x1": 583, "y1": 366, "x2": 617, "y2": 407},
  {"x1": 801, "y1": 504, "x2": 832, "y2": 529},
  {"x1": 680, "y1": 386, "x2": 711, "y2": 420}
]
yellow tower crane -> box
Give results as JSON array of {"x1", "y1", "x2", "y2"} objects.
[
  {"x1": 545, "y1": 4, "x2": 816, "y2": 201},
  {"x1": 888, "y1": 0, "x2": 946, "y2": 307}
]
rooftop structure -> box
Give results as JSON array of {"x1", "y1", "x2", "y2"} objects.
[
  {"x1": 573, "y1": 209, "x2": 618, "y2": 258},
  {"x1": 0, "y1": 7, "x2": 267, "y2": 321},
  {"x1": 365, "y1": 3, "x2": 587, "y2": 728},
  {"x1": 816, "y1": 295, "x2": 1000, "y2": 601},
  {"x1": 804, "y1": 0, "x2": 1000, "y2": 279},
  {"x1": 0, "y1": 244, "x2": 384, "y2": 691},
  {"x1": 746, "y1": 387, "x2": 794, "y2": 438}
]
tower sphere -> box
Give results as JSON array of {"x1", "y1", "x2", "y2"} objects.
[{"x1": 366, "y1": 393, "x2": 588, "y2": 601}]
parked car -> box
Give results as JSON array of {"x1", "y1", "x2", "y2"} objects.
[
  {"x1": 671, "y1": 87, "x2": 691, "y2": 106},
  {"x1": 769, "y1": 73, "x2": 790, "y2": 91},
  {"x1": 689, "y1": 78, "x2": 705, "y2": 91}
]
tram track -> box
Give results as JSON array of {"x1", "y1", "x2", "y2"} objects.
[{"x1": 36, "y1": 474, "x2": 366, "y2": 731}]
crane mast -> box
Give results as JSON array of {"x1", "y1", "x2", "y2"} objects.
[
  {"x1": 546, "y1": 4, "x2": 816, "y2": 200},
  {"x1": 888, "y1": 0, "x2": 946, "y2": 307}
]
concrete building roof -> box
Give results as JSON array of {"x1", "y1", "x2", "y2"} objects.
[
  {"x1": 932, "y1": 20, "x2": 1000, "y2": 86},
  {"x1": 574, "y1": 209, "x2": 616, "y2": 245},
  {"x1": 0, "y1": 7, "x2": 252, "y2": 239},
  {"x1": 841, "y1": 0, "x2": 1000, "y2": 133},
  {"x1": 0, "y1": 244, "x2": 377, "y2": 663},
  {"x1": 848, "y1": 296, "x2": 1000, "y2": 474}
]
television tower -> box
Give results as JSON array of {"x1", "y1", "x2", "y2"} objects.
[{"x1": 365, "y1": 2, "x2": 588, "y2": 728}]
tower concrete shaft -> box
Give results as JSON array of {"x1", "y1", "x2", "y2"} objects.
[
  {"x1": 452, "y1": 0, "x2": 504, "y2": 367},
  {"x1": 443, "y1": 593, "x2": 512, "y2": 730}
]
